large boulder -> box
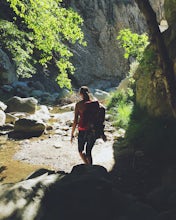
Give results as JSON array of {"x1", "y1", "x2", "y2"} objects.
[
  {"x1": 41, "y1": 165, "x2": 113, "y2": 220},
  {"x1": 12, "y1": 118, "x2": 46, "y2": 138},
  {"x1": 6, "y1": 96, "x2": 38, "y2": 114},
  {"x1": 0, "y1": 164, "x2": 160, "y2": 220},
  {"x1": 0, "y1": 169, "x2": 64, "y2": 220},
  {"x1": 0, "y1": 165, "x2": 112, "y2": 220}
]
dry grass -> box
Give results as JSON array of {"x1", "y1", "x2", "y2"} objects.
[{"x1": 0, "y1": 140, "x2": 51, "y2": 184}]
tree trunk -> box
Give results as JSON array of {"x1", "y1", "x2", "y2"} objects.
[{"x1": 135, "y1": 0, "x2": 176, "y2": 117}]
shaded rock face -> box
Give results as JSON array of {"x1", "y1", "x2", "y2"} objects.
[
  {"x1": 135, "y1": 1, "x2": 176, "y2": 118},
  {"x1": 164, "y1": 0, "x2": 176, "y2": 26},
  {"x1": 135, "y1": 65, "x2": 173, "y2": 117},
  {"x1": 164, "y1": 0, "x2": 176, "y2": 59},
  {"x1": 69, "y1": 0, "x2": 147, "y2": 89},
  {"x1": 0, "y1": 49, "x2": 17, "y2": 85},
  {"x1": 150, "y1": 0, "x2": 165, "y2": 23}
]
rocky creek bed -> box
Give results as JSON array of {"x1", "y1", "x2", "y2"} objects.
[
  {"x1": 0, "y1": 100, "x2": 121, "y2": 183},
  {"x1": 1, "y1": 98, "x2": 176, "y2": 220}
]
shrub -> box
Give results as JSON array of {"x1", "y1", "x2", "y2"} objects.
[{"x1": 106, "y1": 89, "x2": 134, "y2": 129}]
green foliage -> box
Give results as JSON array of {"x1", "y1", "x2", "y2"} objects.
[
  {"x1": 110, "y1": 29, "x2": 149, "y2": 129},
  {"x1": 0, "y1": 20, "x2": 35, "y2": 77},
  {"x1": 56, "y1": 59, "x2": 74, "y2": 90},
  {"x1": 139, "y1": 46, "x2": 158, "y2": 74},
  {"x1": 106, "y1": 89, "x2": 134, "y2": 129},
  {"x1": 117, "y1": 28, "x2": 149, "y2": 62},
  {"x1": 1, "y1": 0, "x2": 86, "y2": 88}
]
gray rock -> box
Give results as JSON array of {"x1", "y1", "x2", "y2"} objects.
[
  {"x1": 5, "y1": 113, "x2": 18, "y2": 124},
  {"x1": 6, "y1": 96, "x2": 38, "y2": 114},
  {"x1": 0, "y1": 101, "x2": 7, "y2": 111},
  {"x1": 30, "y1": 89, "x2": 44, "y2": 98},
  {"x1": 12, "y1": 81, "x2": 28, "y2": 88},
  {"x1": 1, "y1": 84, "x2": 14, "y2": 93},
  {"x1": 0, "y1": 165, "x2": 111, "y2": 220},
  {"x1": 93, "y1": 89, "x2": 109, "y2": 101},
  {"x1": 27, "y1": 105, "x2": 51, "y2": 122},
  {"x1": 0, "y1": 110, "x2": 6, "y2": 126},
  {"x1": 0, "y1": 171, "x2": 62, "y2": 220},
  {"x1": 12, "y1": 118, "x2": 46, "y2": 138}
]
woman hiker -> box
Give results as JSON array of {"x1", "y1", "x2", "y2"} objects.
[{"x1": 70, "y1": 86, "x2": 97, "y2": 165}]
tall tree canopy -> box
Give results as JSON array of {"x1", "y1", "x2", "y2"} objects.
[{"x1": 0, "y1": 0, "x2": 86, "y2": 89}]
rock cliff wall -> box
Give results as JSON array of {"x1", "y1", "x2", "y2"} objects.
[
  {"x1": 69, "y1": 0, "x2": 147, "y2": 89},
  {"x1": 135, "y1": 0, "x2": 176, "y2": 118},
  {"x1": 0, "y1": 0, "x2": 165, "y2": 91}
]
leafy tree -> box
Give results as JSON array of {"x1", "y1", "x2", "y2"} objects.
[
  {"x1": 0, "y1": 0, "x2": 86, "y2": 89},
  {"x1": 117, "y1": 28, "x2": 149, "y2": 62}
]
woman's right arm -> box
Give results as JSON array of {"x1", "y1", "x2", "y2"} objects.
[{"x1": 71, "y1": 103, "x2": 79, "y2": 143}]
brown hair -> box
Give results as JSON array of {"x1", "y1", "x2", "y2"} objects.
[{"x1": 79, "y1": 86, "x2": 90, "y2": 101}]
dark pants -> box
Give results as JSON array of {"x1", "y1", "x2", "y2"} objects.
[{"x1": 78, "y1": 130, "x2": 96, "y2": 157}]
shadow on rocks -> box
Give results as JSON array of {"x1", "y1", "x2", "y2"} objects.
[
  {"x1": 8, "y1": 130, "x2": 44, "y2": 140},
  {"x1": 40, "y1": 164, "x2": 113, "y2": 220}
]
